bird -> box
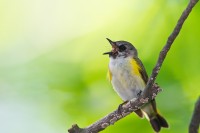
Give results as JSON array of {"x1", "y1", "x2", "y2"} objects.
[{"x1": 103, "y1": 38, "x2": 169, "y2": 132}]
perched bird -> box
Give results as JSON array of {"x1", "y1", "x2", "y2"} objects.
[{"x1": 103, "y1": 38, "x2": 168, "y2": 132}]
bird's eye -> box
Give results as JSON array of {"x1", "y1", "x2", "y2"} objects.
[{"x1": 119, "y1": 45, "x2": 126, "y2": 52}]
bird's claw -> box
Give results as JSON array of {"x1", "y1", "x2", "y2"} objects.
[{"x1": 117, "y1": 100, "x2": 128, "y2": 115}]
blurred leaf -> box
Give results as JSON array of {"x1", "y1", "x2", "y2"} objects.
[{"x1": 0, "y1": 0, "x2": 200, "y2": 133}]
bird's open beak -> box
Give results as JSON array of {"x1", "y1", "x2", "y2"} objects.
[{"x1": 103, "y1": 38, "x2": 118, "y2": 55}]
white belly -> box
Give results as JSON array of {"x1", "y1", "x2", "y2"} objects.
[{"x1": 109, "y1": 57, "x2": 145, "y2": 101}]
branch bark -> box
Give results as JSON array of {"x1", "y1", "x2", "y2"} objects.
[
  {"x1": 189, "y1": 97, "x2": 200, "y2": 133},
  {"x1": 68, "y1": 0, "x2": 199, "y2": 132},
  {"x1": 69, "y1": 84, "x2": 161, "y2": 133}
]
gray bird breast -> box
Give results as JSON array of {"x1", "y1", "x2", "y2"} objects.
[{"x1": 109, "y1": 56, "x2": 145, "y2": 101}]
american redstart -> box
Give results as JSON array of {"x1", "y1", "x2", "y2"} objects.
[{"x1": 103, "y1": 38, "x2": 169, "y2": 132}]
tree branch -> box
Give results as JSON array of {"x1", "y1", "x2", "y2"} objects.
[
  {"x1": 189, "y1": 97, "x2": 200, "y2": 133},
  {"x1": 69, "y1": 84, "x2": 161, "y2": 133},
  {"x1": 68, "y1": 0, "x2": 199, "y2": 132},
  {"x1": 143, "y1": 0, "x2": 199, "y2": 97}
]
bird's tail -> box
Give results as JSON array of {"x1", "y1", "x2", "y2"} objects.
[{"x1": 150, "y1": 113, "x2": 169, "y2": 132}]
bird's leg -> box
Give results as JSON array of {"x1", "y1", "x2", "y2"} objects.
[
  {"x1": 117, "y1": 90, "x2": 142, "y2": 115},
  {"x1": 137, "y1": 90, "x2": 142, "y2": 97},
  {"x1": 117, "y1": 100, "x2": 128, "y2": 115}
]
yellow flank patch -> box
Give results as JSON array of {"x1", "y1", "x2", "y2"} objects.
[
  {"x1": 107, "y1": 68, "x2": 112, "y2": 81},
  {"x1": 130, "y1": 58, "x2": 141, "y2": 76}
]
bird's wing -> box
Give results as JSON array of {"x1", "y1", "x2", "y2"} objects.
[{"x1": 134, "y1": 57, "x2": 149, "y2": 84}]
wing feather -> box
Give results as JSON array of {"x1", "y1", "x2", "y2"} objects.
[{"x1": 133, "y1": 57, "x2": 148, "y2": 84}]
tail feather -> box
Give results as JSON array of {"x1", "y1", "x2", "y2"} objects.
[
  {"x1": 141, "y1": 100, "x2": 168, "y2": 132},
  {"x1": 150, "y1": 114, "x2": 169, "y2": 132},
  {"x1": 157, "y1": 114, "x2": 169, "y2": 128},
  {"x1": 150, "y1": 118, "x2": 161, "y2": 132}
]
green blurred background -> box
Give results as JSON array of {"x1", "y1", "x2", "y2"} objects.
[{"x1": 0, "y1": 0, "x2": 200, "y2": 133}]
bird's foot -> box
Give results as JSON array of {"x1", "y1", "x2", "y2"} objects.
[
  {"x1": 117, "y1": 100, "x2": 128, "y2": 115},
  {"x1": 137, "y1": 90, "x2": 142, "y2": 97}
]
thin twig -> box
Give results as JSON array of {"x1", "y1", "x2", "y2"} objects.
[
  {"x1": 189, "y1": 97, "x2": 200, "y2": 133},
  {"x1": 68, "y1": 0, "x2": 199, "y2": 132},
  {"x1": 143, "y1": 0, "x2": 199, "y2": 97}
]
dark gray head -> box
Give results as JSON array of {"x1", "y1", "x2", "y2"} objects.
[{"x1": 103, "y1": 38, "x2": 138, "y2": 58}]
